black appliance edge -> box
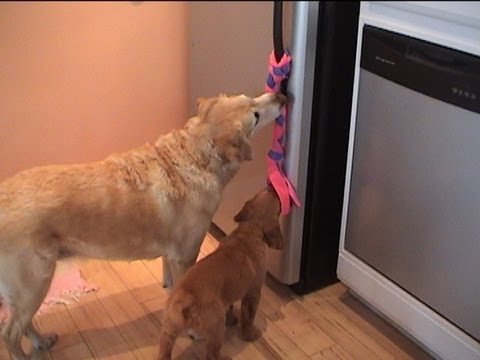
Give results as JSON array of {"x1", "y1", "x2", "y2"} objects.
[{"x1": 291, "y1": 1, "x2": 360, "y2": 295}]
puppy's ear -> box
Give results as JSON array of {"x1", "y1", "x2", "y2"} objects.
[
  {"x1": 196, "y1": 97, "x2": 217, "y2": 120},
  {"x1": 263, "y1": 220, "x2": 284, "y2": 250},
  {"x1": 234, "y1": 202, "x2": 251, "y2": 222}
]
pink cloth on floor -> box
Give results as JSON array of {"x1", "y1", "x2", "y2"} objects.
[
  {"x1": 42, "y1": 260, "x2": 98, "y2": 308},
  {"x1": 0, "y1": 260, "x2": 97, "y2": 323}
]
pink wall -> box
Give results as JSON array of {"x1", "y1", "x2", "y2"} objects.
[{"x1": 0, "y1": 1, "x2": 189, "y2": 179}]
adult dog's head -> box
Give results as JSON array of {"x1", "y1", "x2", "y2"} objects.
[{"x1": 185, "y1": 93, "x2": 286, "y2": 164}]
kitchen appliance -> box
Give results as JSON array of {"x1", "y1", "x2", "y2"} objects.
[
  {"x1": 338, "y1": 2, "x2": 480, "y2": 359},
  {"x1": 189, "y1": 1, "x2": 361, "y2": 295}
]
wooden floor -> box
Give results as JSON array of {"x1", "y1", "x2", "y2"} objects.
[{"x1": 1, "y1": 234, "x2": 433, "y2": 360}]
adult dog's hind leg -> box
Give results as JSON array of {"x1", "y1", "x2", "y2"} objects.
[
  {"x1": 26, "y1": 321, "x2": 58, "y2": 351},
  {"x1": 1, "y1": 251, "x2": 58, "y2": 359}
]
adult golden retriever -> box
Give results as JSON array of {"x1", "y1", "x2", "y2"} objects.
[{"x1": 0, "y1": 92, "x2": 285, "y2": 359}]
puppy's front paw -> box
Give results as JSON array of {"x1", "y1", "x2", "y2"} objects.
[
  {"x1": 241, "y1": 326, "x2": 261, "y2": 342},
  {"x1": 225, "y1": 312, "x2": 238, "y2": 327}
]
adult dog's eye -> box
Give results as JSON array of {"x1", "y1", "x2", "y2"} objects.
[{"x1": 254, "y1": 111, "x2": 260, "y2": 125}]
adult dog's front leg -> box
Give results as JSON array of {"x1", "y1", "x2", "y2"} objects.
[
  {"x1": 168, "y1": 240, "x2": 203, "y2": 285},
  {"x1": 162, "y1": 256, "x2": 173, "y2": 289},
  {"x1": 169, "y1": 256, "x2": 197, "y2": 285}
]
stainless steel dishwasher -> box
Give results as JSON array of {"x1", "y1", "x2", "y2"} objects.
[{"x1": 344, "y1": 24, "x2": 480, "y2": 344}]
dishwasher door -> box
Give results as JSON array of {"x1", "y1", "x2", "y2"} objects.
[{"x1": 344, "y1": 25, "x2": 480, "y2": 342}]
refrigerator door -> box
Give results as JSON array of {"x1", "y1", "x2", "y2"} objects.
[
  {"x1": 269, "y1": 2, "x2": 360, "y2": 292},
  {"x1": 266, "y1": 1, "x2": 319, "y2": 285}
]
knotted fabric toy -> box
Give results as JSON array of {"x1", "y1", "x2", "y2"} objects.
[{"x1": 265, "y1": 50, "x2": 301, "y2": 215}]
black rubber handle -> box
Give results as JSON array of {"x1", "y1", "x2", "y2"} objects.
[
  {"x1": 273, "y1": 1, "x2": 288, "y2": 95},
  {"x1": 273, "y1": 1, "x2": 284, "y2": 63}
]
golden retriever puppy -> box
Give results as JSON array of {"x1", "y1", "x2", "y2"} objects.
[
  {"x1": 158, "y1": 186, "x2": 283, "y2": 360},
  {"x1": 0, "y1": 92, "x2": 285, "y2": 360}
]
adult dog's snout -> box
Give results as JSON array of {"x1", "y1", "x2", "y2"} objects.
[{"x1": 254, "y1": 92, "x2": 287, "y2": 107}]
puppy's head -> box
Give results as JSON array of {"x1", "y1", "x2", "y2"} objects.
[
  {"x1": 234, "y1": 186, "x2": 284, "y2": 250},
  {"x1": 186, "y1": 93, "x2": 286, "y2": 163}
]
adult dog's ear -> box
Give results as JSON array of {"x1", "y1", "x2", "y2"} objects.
[
  {"x1": 184, "y1": 116, "x2": 202, "y2": 130},
  {"x1": 234, "y1": 131, "x2": 253, "y2": 161},
  {"x1": 196, "y1": 97, "x2": 217, "y2": 120},
  {"x1": 263, "y1": 219, "x2": 284, "y2": 250},
  {"x1": 215, "y1": 129, "x2": 253, "y2": 163}
]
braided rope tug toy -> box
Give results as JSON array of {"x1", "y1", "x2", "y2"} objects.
[{"x1": 265, "y1": 50, "x2": 301, "y2": 215}]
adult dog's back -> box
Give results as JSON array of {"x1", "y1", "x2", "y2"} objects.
[{"x1": 0, "y1": 92, "x2": 285, "y2": 360}]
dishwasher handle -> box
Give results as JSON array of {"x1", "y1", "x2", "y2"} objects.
[{"x1": 405, "y1": 44, "x2": 480, "y2": 79}]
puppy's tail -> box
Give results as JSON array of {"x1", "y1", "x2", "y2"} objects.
[
  {"x1": 166, "y1": 289, "x2": 195, "y2": 329},
  {"x1": 159, "y1": 289, "x2": 195, "y2": 360}
]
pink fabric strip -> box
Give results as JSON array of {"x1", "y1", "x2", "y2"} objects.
[{"x1": 265, "y1": 51, "x2": 301, "y2": 215}]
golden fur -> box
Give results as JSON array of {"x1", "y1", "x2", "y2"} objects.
[
  {"x1": 158, "y1": 186, "x2": 284, "y2": 360},
  {"x1": 0, "y1": 92, "x2": 285, "y2": 360}
]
